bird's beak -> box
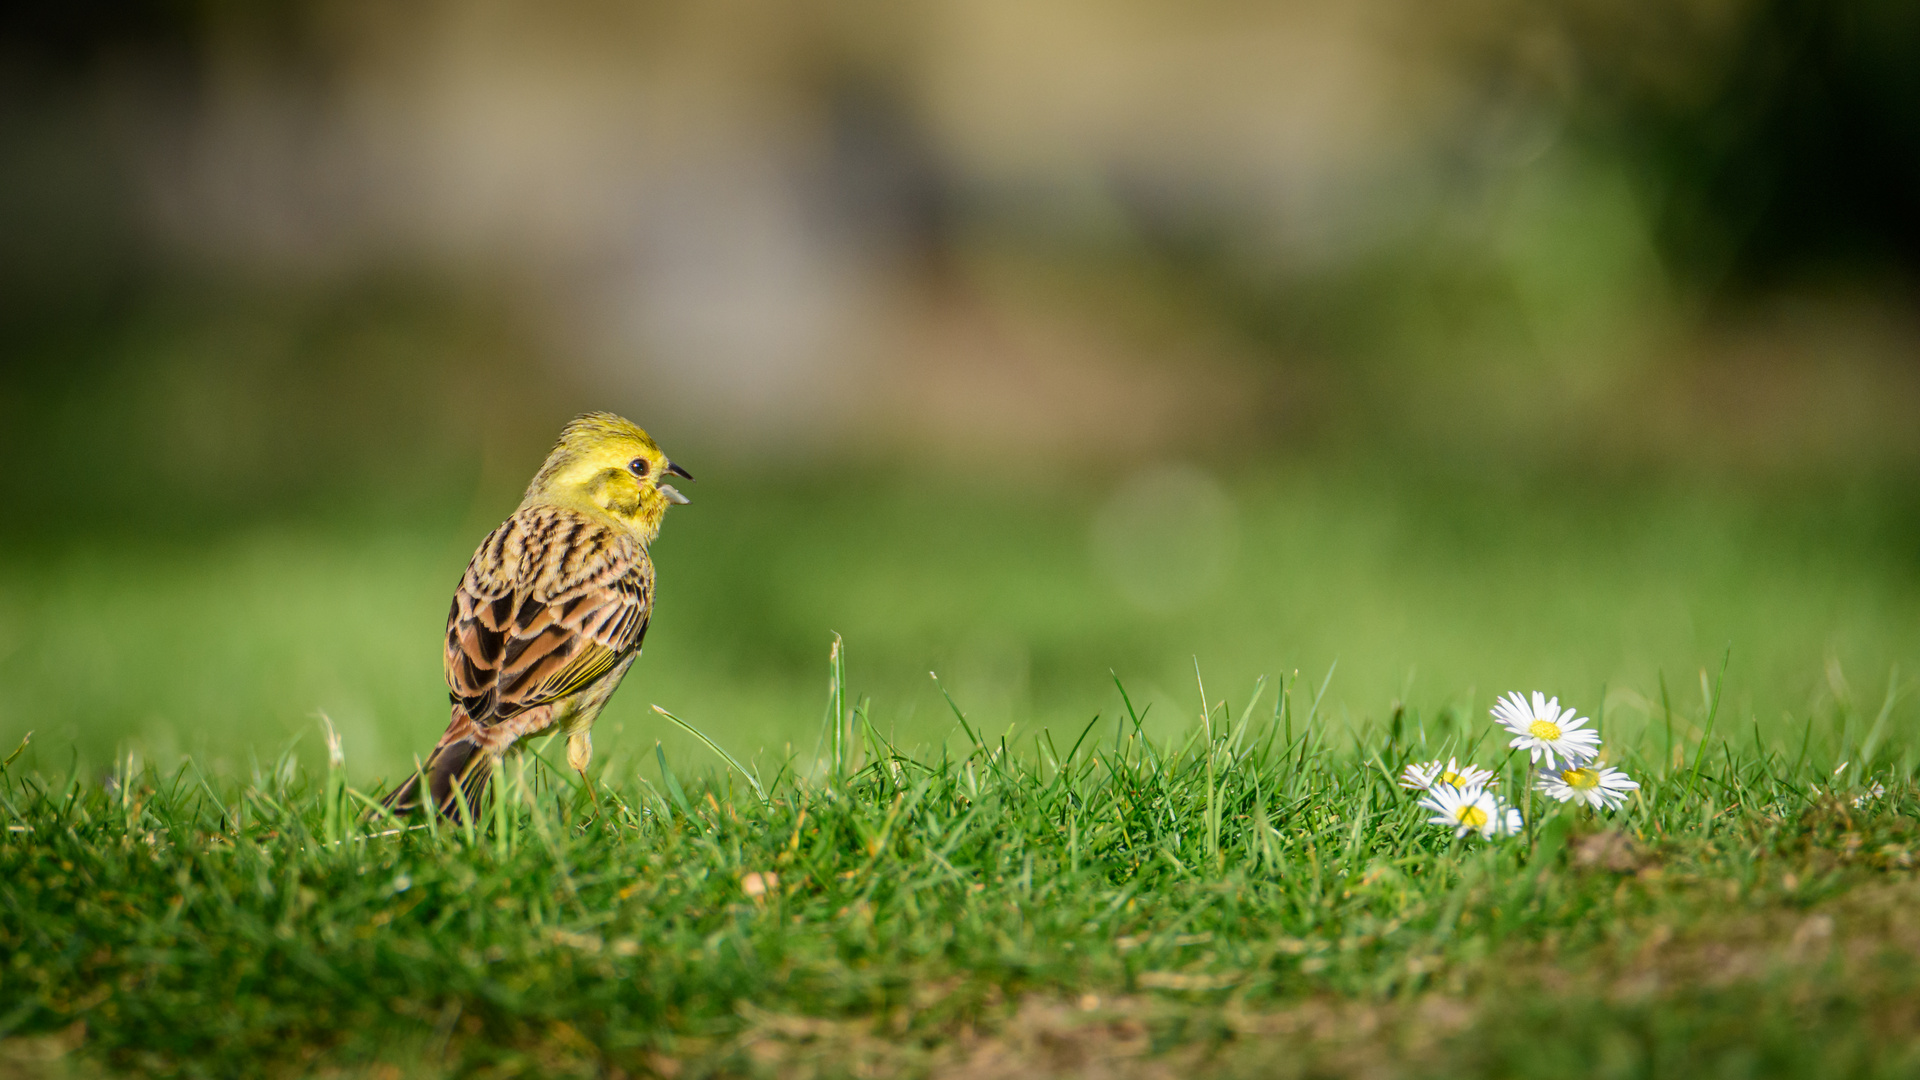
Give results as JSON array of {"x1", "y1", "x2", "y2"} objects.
[{"x1": 658, "y1": 459, "x2": 692, "y2": 504}]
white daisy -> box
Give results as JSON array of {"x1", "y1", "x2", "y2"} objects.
[
  {"x1": 1419, "y1": 783, "x2": 1523, "y2": 840},
  {"x1": 1398, "y1": 757, "x2": 1497, "y2": 792},
  {"x1": 1854, "y1": 781, "x2": 1886, "y2": 809},
  {"x1": 1536, "y1": 764, "x2": 1639, "y2": 811},
  {"x1": 1492, "y1": 691, "x2": 1600, "y2": 770}
]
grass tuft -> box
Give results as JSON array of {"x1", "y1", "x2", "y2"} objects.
[{"x1": 2, "y1": 642, "x2": 1918, "y2": 1077}]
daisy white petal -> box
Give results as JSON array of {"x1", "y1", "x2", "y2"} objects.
[
  {"x1": 1496, "y1": 804, "x2": 1524, "y2": 836},
  {"x1": 1399, "y1": 760, "x2": 1443, "y2": 791},
  {"x1": 1492, "y1": 691, "x2": 1601, "y2": 770},
  {"x1": 1418, "y1": 784, "x2": 1521, "y2": 840},
  {"x1": 1399, "y1": 757, "x2": 1494, "y2": 792},
  {"x1": 1438, "y1": 758, "x2": 1496, "y2": 790},
  {"x1": 1400, "y1": 758, "x2": 1496, "y2": 792},
  {"x1": 1536, "y1": 764, "x2": 1640, "y2": 811}
]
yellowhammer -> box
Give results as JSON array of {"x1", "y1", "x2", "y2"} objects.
[{"x1": 382, "y1": 412, "x2": 691, "y2": 817}]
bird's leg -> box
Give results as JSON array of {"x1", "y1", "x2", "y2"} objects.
[{"x1": 567, "y1": 730, "x2": 599, "y2": 809}]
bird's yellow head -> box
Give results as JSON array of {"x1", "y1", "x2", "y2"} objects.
[{"x1": 522, "y1": 412, "x2": 692, "y2": 542}]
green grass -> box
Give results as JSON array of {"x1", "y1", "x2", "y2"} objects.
[{"x1": 3, "y1": 645, "x2": 1919, "y2": 1078}]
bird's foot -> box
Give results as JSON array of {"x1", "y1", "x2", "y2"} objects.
[{"x1": 578, "y1": 768, "x2": 601, "y2": 813}]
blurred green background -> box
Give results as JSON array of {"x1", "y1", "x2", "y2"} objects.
[{"x1": 1, "y1": 0, "x2": 1917, "y2": 783}]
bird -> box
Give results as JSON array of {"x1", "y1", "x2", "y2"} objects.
[{"x1": 381, "y1": 411, "x2": 691, "y2": 819}]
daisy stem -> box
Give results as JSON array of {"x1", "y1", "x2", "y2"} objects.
[{"x1": 1523, "y1": 771, "x2": 1535, "y2": 845}]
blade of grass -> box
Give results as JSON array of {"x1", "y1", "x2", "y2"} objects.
[
  {"x1": 1685, "y1": 647, "x2": 1731, "y2": 804},
  {"x1": 653, "y1": 704, "x2": 767, "y2": 802}
]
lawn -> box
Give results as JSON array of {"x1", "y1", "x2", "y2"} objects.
[
  {"x1": 2, "y1": 650, "x2": 1916, "y2": 1078},
  {"x1": 2, "y1": 464, "x2": 1918, "y2": 1077}
]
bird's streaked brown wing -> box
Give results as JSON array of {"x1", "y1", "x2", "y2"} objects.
[{"x1": 444, "y1": 505, "x2": 653, "y2": 726}]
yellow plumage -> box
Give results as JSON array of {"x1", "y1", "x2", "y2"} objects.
[{"x1": 382, "y1": 412, "x2": 691, "y2": 817}]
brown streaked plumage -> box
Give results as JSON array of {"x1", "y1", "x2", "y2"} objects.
[{"x1": 381, "y1": 412, "x2": 691, "y2": 818}]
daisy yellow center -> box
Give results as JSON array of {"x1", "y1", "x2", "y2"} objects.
[
  {"x1": 1440, "y1": 771, "x2": 1465, "y2": 787},
  {"x1": 1562, "y1": 768, "x2": 1599, "y2": 789},
  {"x1": 1528, "y1": 719, "x2": 1563, "y2": 742},
  {"x1": 1453, "y1": 805, "x2": 1489, "y2": 828}
]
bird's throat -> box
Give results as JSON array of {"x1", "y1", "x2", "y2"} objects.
[{"x1": 529, "y1": 473, "x2": 664, "y2": 544}]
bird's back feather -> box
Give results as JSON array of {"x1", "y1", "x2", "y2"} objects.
[
  {"x1": 382, "y1": 503, "x2": 653, "y2": 816},
  {"x1": 447, "y1": 504, "x2": 653, "y2": 727}
]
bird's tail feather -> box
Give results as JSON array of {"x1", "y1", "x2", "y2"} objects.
[
  {"x1": 377, "y1": 759, "x2": 430, "y2": 816},
  {"x1": 428, "y1": 737, "x2": 487, "y2": 823},
  {"x1": 379, "y1": 711, "x2": 489, "y2": 821}
]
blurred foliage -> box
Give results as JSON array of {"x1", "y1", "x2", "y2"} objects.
[
  {"x1": 1, "y1": 0, "x2": 1917, "y2": 774},
  {"x1": 0, "y1": 278, "x2": 573, "y2": 538},
  {"x1": 1468, "y1": 0, "x2": 1920, "y2": 291}
]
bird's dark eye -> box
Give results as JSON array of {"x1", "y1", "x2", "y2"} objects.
[{"x1": 628, "y1": 458, "x2": 649, "y2": 478}]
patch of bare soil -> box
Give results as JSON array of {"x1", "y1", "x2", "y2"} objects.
[{"x1": 709, "y1": 877, "x2": 1920, "y2": 1079}]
